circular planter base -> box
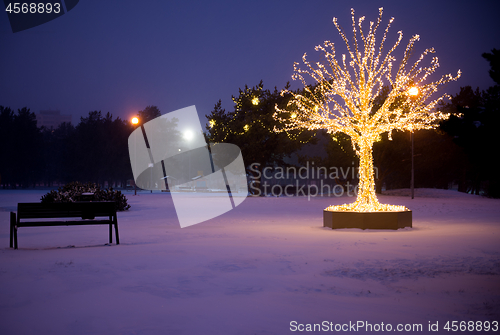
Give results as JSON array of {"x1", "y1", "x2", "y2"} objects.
[{"x1": 323, "y1": 209, "x2": 412, "y2": 230}]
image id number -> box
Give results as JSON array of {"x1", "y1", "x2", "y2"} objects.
[
  {"x1": 444, "y1": 320, "x2": 498, "y2": 332},
  {"x1": 5, "y1": 3, "x2": 61, "y2": 14}
]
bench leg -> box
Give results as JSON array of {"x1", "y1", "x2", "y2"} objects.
[
  {"x1": 114, "y1": 216, "x2": 119, "y2": 245},
  {"x1": 14, "y1": 224, "x2": 18, "y2": 249},
  {"x1": 10, "y1": 212, "x2": 15, "y2": 248},
  {"x1": 109, "y1": 223, "x2": 113, "y2": 244}
]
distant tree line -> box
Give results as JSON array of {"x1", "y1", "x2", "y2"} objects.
[
  {"x1": 0, "y1": 105, "x2": 160, "y2": 189},
  {"x1": 1, "y1": 49, "x2": 498, "y2": 197}
]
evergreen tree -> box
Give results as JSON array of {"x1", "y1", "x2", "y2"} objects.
[
  {"x1": 206, "y1": 81, "x2": 315, "y2": 194},
  {"x1": 0, "y1": 106, "x2": 15, "y2": 187},
  {"x1": 138, "y1": 105, "x2": 162, "y2": 123},
  {"x1": 482, "y1": 49, "x2": 500, "y2": 85},
  {"x1": 10, "y1": 107, "x2": 42, "y2": 187}
]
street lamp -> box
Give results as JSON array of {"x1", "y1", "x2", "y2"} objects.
[
  {"x1": 183, "y1": 130, "x2": 194, "y2": 141},
  {"x1": 408, "y1": 87, "x2": 419, "y2": 96},
  {"x1": 131, "y1": 116, "x2": 140, "y2": 195},
  {"x1": 408, "y1": 87, "x2": 419, "y2": 199}
]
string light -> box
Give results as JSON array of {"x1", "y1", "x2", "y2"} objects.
[{"x1": 274, "y1": 7, "x2": 460, "y2": 212}]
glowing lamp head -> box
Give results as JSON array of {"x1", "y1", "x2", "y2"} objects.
[
  {"x1": 407, "y1": 87, "x2": 419, "y2": 96},
  {"x1": 183, "y1": 130, "x2": 194, "y2": 141},
  {"x1": 251, "y1": 97, "x2": 259, "y2": 105},
  {"x1": 131, "y1": 117, "x2": 139, "y2": 125}
]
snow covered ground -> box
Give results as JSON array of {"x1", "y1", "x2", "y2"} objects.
[{"x1": 0, "y1": 189, "x2": 499, "y2": 334}]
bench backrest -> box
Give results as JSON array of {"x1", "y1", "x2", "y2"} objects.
[{"x1": 17, "y1": 202, "x2": 116, "y2": 219}]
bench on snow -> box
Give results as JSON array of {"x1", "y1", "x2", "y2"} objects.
[{"x1": 10, "y1": 201, "x2": 119, "y2": 249}]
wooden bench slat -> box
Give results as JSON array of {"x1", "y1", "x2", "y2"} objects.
[
  {"x1": 18, "y1": 212, "x2": 113, "y2": 219},
  {"x1": 17, "y1": 220, "x2": 114, "y2": 227}
]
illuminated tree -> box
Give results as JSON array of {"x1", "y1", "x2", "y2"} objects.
[{"x1": 274, "y1": 8, "x2": 460, "y2": 211}]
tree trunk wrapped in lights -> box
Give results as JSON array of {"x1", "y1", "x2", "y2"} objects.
[{"x1": 274, "y1": 8, "x2": 461, "y2": 212}]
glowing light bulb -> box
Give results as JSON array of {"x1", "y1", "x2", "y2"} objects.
[
  {"x1": 252, "y1": 97, "x2": 259, "y2": 105},
  {"x1": 183, "y1": 130, "x2": 194, "y2": 141},
  {"x1": 408, "y1": 87, "x2": 419, "y2": 96},
  {"x1": 131, "y1": 117, "x2": 139, "y2": 125}
]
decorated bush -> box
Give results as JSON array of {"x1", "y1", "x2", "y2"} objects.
[{"x1": 41, "y1": 182, "x2": 131, "y2": 211}]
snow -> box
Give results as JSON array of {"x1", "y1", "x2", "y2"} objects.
[{"x1": 0, "y1": 189, "x2": 499, "y2": 334}]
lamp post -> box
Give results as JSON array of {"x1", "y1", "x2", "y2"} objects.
[
  {"x1": 131, "y1": 116, "x2": 140, "y2": 196},
  {"x1": 149, "y1": 162, "x2": 153, "y2": 193},
  {"x1": 183, "y1": 130, "x2": 193, "y2": 188},
  {"x1": 408, "y1": 87, "x2": 419, "y2": 199}
]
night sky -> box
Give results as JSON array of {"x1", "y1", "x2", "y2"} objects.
[{"x1": 1, "y1": 0, "x2": 499, "y2": 126}]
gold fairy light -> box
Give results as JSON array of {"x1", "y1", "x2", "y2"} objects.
[{"x1": 274, "y1": 8, "x2": 460, "y2": 212}]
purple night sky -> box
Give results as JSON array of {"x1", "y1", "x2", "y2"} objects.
[{"x1": 1, "y1": 0, "x2": 499, "y2": 125}]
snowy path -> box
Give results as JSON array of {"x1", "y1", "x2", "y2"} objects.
[{"x1": 0, "y1": 189, "x2": 499, "y2": 334}]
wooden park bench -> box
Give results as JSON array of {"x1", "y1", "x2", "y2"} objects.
[{"x1": 10, "y1": 201, "x2": 119, "y2": 249}]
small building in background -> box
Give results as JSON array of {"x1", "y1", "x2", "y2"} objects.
[{"x1": 36, "y1": 110, "x2": 72, "y2": 129}]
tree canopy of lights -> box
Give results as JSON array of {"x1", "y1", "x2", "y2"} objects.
[{"x1": 273, "y1": 8, "x2": 461, "y2": 212}]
